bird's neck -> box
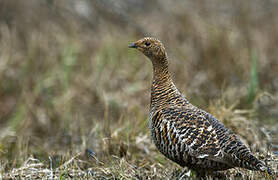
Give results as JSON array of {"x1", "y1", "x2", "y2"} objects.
[
  {"x1": 152, "y1": 65, "x2": 172, "y2": 87},
  {"x1": 151, "y1": 56, "x2": 171, "y2": 86},
  {"x1": 151, "y1": 58, "x2": 179, "y2": 109}
]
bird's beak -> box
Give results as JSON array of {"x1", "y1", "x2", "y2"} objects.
[{"x1": 128, "y1": 42, "x2": 137, "y2": 48}]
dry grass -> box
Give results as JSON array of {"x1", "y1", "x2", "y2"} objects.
[{"x1": 0, "y1": 0, "x2": 278, "y2": 179}]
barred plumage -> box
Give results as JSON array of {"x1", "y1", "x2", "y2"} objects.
[{"x1": 129, "y1": 37, "x2": 272, "y2": 175}]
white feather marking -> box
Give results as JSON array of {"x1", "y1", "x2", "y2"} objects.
[
  {"x1": 167, "y1": 121, "x2": 170, "y2": 131},
  {"x1": 198, "y1": 154, "x2": 209, "y2": 158},
  {"x1": 189, "y1": 139, "x2": 197, "y2": 148},
  {"x1": 207, "y1": 125, "x2": 213, "y2": 131},
  {"x1": 214, "y1": 150, "x2": 221, "y2": 157}
]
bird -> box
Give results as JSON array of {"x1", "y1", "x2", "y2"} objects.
[{"x1": 128, "y1": 37, "x2": 272, "y2": 176}]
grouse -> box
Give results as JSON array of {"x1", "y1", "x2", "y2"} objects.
[{"x1": 129, "y1": 37, "x2": 272, "y2": 175}]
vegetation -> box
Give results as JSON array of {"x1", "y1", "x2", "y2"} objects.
[{"x1": 0, "y1": 0, "x2": 277, "y2": 179}]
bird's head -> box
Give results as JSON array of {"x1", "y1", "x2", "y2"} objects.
[{"x1": 129, "y1": 37, "x2": 167, "y2": 66}]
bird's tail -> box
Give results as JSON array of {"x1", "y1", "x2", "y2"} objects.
[
  {"x1": 256, "y1": 161, "x2": 273, "y2": 175},
  {"x1": 240, "y1": 152, "x2": 272, "y2": 175}
]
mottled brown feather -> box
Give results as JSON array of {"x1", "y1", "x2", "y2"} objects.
[{"x1": 129, "y1": 37, "x2": 272, "y2": 174}]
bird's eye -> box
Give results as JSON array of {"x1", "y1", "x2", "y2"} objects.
[{"x1": 145, "y1": 42, "x2": 151, "y2": 46}]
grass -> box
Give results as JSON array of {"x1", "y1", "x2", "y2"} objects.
[
  {"x1": 0, "y1": 0, "x2": 278, "y2": 179},
  {"x1": 248, "y1": 50, "x2": 259, "y2": 104}
]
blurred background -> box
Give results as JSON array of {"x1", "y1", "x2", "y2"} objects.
[{"x1": 0, "y1": 0, "x2": 277, "y2": 178}]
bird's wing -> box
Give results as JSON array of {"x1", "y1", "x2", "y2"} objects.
[
  {"x1": 152, "y1": 106, "x2": 236, "y2": 164},
  {"x1": 206, "y1": 113, "x2": 270, "y2": 171}
]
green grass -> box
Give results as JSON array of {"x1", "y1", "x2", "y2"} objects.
[{"x1": 248, "y1": 50, "x2": 259, "y2": 103}]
